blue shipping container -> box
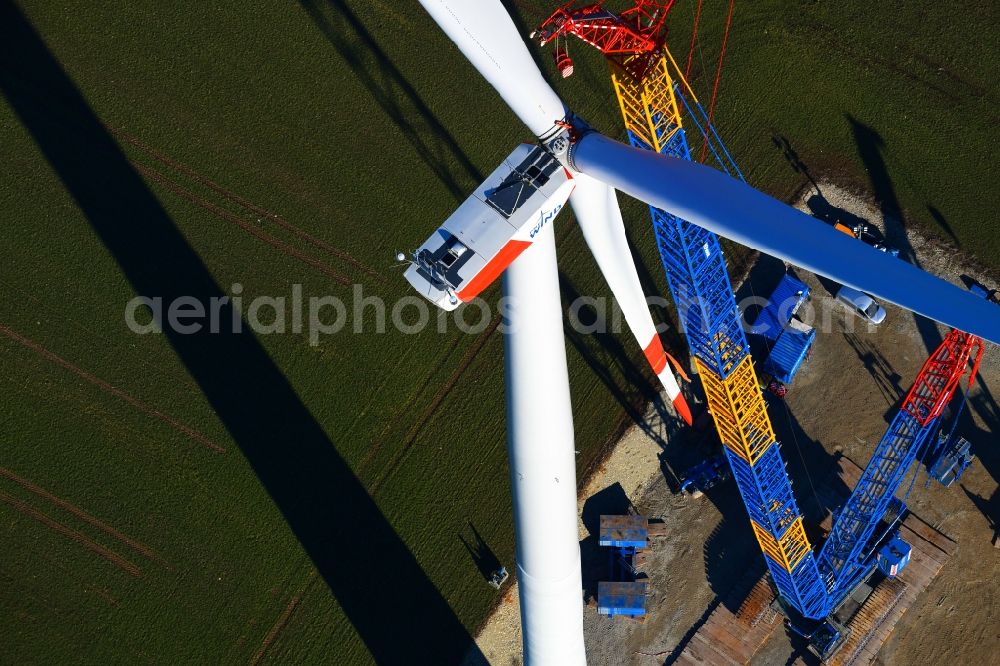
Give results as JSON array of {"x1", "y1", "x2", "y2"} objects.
[
  {"x1": 764, "y1": 322, "x2": 816, "y2": 384},
  {"x1": 752, "y1": 273, "x2": 811, "y2": 342}
]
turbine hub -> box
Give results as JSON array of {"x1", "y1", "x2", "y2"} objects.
[{"x1": 539, "y1": 113, "x2": 593, "y2": 170}]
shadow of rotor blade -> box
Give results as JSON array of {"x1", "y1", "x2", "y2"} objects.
[
  {"x1": 0, "y1": 3, "x2": 479, "y2": 663},
  {"x1": 847, "y1": 114, "x2": 944, "y2": 354},
  {"x1": 300, "y1": 0, "x2": 483, "y2": 202}
]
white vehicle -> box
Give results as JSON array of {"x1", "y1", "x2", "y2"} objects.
[
  {"x1": 836, "y1": 285, "x2": 887, "y2": 324},
  {"x1": 404, "y1": 144, "x2": 574, "y2": 310}
]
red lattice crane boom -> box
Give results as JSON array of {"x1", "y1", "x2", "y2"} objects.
[
  {"x1": 902, "y1": 330, "x2": 983, "y2": 426},
  {"x1": 532, "y1": 1, "x2": 675, "y2": 77}
]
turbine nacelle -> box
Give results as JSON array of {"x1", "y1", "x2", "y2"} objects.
[
  {"x1": 404, "y1": 144, "x2": 574, "y2": 311},
  {"x1": 403, "y1": 138, "x2": 692, "y2": 421}
]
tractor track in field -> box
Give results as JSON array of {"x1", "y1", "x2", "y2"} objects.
[
  {"x1": 369, "y1": 314, "x2": 503, "y2": 496},
  {"x1": 358, "y1": 327, "x2": 467, "y2": 473},
  {"x1": 85, "y1": 583, "x2": 121, "y2": 606},
  {"x1": 131, "y1": 162, "x2": 355, "y2": 286},
  {"x1": 0, "y1": 323, "x2": 225, "y2": 453},
  {"x1": 38, "y1": 548, "x2": 123, "y2": 607},
  {"x1": 0, "y1": 467, "x2": 170, "y2": 568},
  {"x1": 0, "y1": 71, "x2": 379, "y2": 285},
  {"x1": 359, "y1": 219, "x2": 581, "y2": 489},
  {"x1": 110, "y1": 126, "x2": 385, "y2": 285},
  {"x1": 0, "y1": 276, "x2": 202, "y2": 394},
  {"x1": 0, "y1": 489, "x2": 141, "y2": 576},
  {"x1": 248, "y1": 569, "x2": 318, "y2": 666}
]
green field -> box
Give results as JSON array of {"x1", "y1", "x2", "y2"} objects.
[{"x1": 0, "y1": 1, "x2": 996, "y2": 663}]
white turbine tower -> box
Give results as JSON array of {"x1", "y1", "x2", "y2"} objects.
[
  {"x1": 502, "y1": 222, "x2": 586, "y2": 663},
  {"x1": 407, "y1": 1, "x2": 1000, "y2": 663}
]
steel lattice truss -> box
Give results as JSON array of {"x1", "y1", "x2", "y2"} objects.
[{"x1": 535, "y1": 0, "x2": 985, "y2": 620}]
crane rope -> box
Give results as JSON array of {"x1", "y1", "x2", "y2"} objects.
[
  {"x1": 699, "y1": 0, "x2": 736, "y2": 163},
  {"x1": 683, "y1": 0, "x2": 703, "y2": 80},
  {"x1": 745, "y1": 271, "x2": 824, "y2": 516},
  {"x1": 779, "y1": 394, "x2": 824, "y2": 523}
]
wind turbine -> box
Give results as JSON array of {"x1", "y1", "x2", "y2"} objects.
[
  {"x1": 405, "y1": 143, "x2": 692, "y2": 422},
  {"x1": 407, "y1": 1, "x2": 1000, "y2": 662}
]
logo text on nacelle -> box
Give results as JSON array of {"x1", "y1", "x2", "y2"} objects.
[{"x1": 529, "y1": 204, "x2": 562, "y2": 239}]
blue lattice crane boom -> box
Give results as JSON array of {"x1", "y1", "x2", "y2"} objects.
[
  {"x1": 530, "y1": 0, "x2": 992, "y2": 643},
  {"x1": 534, "y1": 0, "x2": 833, "y2": 619},
  {"x1": 818, "y1": 330, "x2": 984, "y2": 601},
  {"x1": 413, "y1": 0, "x2": 1000, "y2": 660}
]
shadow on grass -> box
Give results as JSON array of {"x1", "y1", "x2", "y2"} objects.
[
  {"x1": 558, "y1": 271, "x2": 671, "y2": 442},
  {"x1": 847, "y1": 114, "x2": 943, "y2": 355},
  {"x1": 772, "y1": 133, "x2": 822, "y2": 196},
  {"x1": 0, "y1": 4, "x2": 480, "y2": 663},
  {"x1": 557, "y1": 271, "x2": 697, "y2": 491},
  {"x1": 299, "y1": 0, "x2": 483, "y2": 203},
  {"x1": 926, "y1": 204, "x2": 959, "y2": 244},
  {"x1": 460, "y1": 522, "x2": 503, "y2": 585}
]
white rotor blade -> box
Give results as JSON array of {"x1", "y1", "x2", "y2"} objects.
[
  {"x1": 572, "y1": 133, "x2": 1000, "y2": 344},
  {"x1": 569, "y1": 173, "x2": 693, "y2": 424},
  {"x1": 418, "y1": 0, "x2": 565, "y2": 137}
]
